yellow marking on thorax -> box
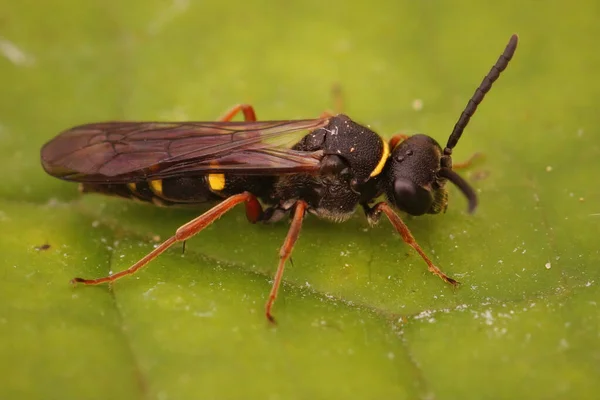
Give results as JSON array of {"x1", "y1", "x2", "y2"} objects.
[
  {"x1": 127, "y1": 182, "x2": 137, "y2": 192},
  {"x1": 149, "y1": 179, "x2": 163, "y2": 195},
  {"x1": 208, "y1": 173, "x2": 226, "y2": 191},
  {"x1": 369, "y1": 138, "x2": 390, "y2": 177}
]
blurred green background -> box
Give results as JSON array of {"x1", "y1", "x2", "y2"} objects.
[{"x1": 1, "y1": 1, "x2": 599, "y2": 399}]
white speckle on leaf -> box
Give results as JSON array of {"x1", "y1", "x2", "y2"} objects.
[
  {"x1": 147, "y1": 0, "x2": 190, "y2": 35},
  {"x1": 0, "y1": 211, "x2": 10, "y2": 222},
  {"x1": 143, "y1": 286, "x2": 156, "y2": 299},
  {"x1": 387, "y1": 352, "x2": 395, "y2": 360},
  {"x1": 335, "y1": 39, "x2": 353, "y2": 53},
  {"x1": 494, "y1": 327, "x2": 508, "y2": 336},
  {"x1": 545, "y1": 165, "x2": 553, "y2": 172},
  {"x1": 545, "y1": 262, "x2": 552, "y2": 269},
  {"x1": 481, "y1": 309, "x2": 495, "y2": 325},
  {"x1": 412, "y1": 99, "x2": 423, "y2": 111},
  {"x1": 157, "y1": 390, "x2": 168, "y2": 400},
  {"x1": 414, "y1": 309, "x2": 436, "y2": 323},
  {"x1": 0, "y1": 37, "x2": 35, "y2": 66}
]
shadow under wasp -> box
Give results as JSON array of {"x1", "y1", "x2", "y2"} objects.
[{"x1": 41, "y1": 34, "x2": 518, "y2": 322}]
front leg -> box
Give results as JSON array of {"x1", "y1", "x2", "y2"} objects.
[{"x1": 363, "y1": 202, "x2": 458, "y2": 285}]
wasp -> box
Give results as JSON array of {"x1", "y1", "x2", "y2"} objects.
[{"x1": 41, "y1": 34, "x2": 518, "y2": 322}]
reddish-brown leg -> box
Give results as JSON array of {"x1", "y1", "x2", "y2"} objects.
[
  {"x1": 453, "y1": 152, "x2": 483, "y2": 170},
  {"x1": 389, "y1": 134, "x2": 410, "y2": 150},
  {"x1": 331, "y1": 84, "x2": 343, "y2": 115},
  {"x1": 72, "y1": 192, "x2": 262, "y2": 285},
  {"x1": 265, "y1": 201, "x2": 307, "y2": 323},
  {"x1": 373, "y1": 202, "x2": 458, "y2": 285},
  {"x1": 218, "y1": 104, "x2": 257, "y2": 122},
  {"x1": 319, "y1": 84, "x2": 345, "y2": 118}
]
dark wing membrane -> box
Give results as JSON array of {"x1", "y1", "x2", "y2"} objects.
[{"x1": 41, "y1": 118, "x2": 329, "y2": 182}]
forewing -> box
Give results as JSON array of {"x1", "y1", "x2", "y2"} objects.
[{"x1": 41, "y1": 118, "x2": 329, "y2": 182}]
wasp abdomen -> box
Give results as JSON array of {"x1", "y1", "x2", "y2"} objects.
[{"x1": 82, "y1": 176, "x2": 225, "y2": 206}]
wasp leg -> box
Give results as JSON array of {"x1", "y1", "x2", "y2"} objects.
[
  {"x1": 218, "y1": 104, "x2": 257, "y2": 122},
  {"x1": 453, "y1": 152, "x2": 483, "y2": 170},
  {"x1": 331, "y1": 83, "x2": 343, "y2": 115},
  {"x1": 364, "y1": 202, "x2": 459, "y2": 286},
  {"x1": 265, "y1": 200, "x2": 307, "y2": 323},
  {"x1": 71, "y1": 192, "x2": 261, "y2": 285},
  {"x1": 220, "y1": 100, "x2": 334, "y2": 121},
  {"x1": 319, "y1": 84, "x2": 344, "y2": 118}
]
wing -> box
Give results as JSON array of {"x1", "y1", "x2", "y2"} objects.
[{"x1": 41, "y1": 118, "x2": 329, "y2": 183}]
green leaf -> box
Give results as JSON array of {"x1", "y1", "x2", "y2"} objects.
[{"x1": 1, "y1": 1, "x2": 599, "y2": 399}]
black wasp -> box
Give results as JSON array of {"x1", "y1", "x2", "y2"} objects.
[{"x1": 41, "y1": 35, "x2": 518, "y2": 322}]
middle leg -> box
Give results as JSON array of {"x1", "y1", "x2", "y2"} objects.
[{"x1": 265, "y1": 200, "x2": 308, "y2": 322}]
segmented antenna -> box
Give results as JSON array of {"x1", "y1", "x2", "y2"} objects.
[{"x1": 444, "y1": 34, "x2": 519, "y2": 155}]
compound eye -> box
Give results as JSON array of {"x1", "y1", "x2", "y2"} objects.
[{"x1": 392, "y1": 179, "x2": 434, "y2": 216}]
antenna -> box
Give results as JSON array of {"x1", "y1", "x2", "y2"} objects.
[{"x1": 444, "y1": 34, "x2": 519, "y2": 155}]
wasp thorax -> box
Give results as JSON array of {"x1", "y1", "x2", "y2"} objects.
[{"x1": 318, "y1": 115, "x2": 387, "y2": 185}]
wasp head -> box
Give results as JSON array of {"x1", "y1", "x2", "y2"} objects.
[{"x1": 382, "y1": 134, "x2": 476, "y2": 216}]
